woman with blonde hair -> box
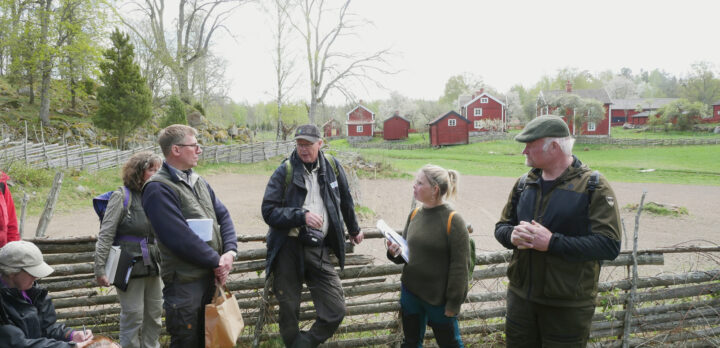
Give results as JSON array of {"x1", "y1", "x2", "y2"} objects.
[
  {"x1": 94, "y1": 151, "x2": 163, "y2": 348},
  {"x1": 387, "y1": 164, "x2": 469, "y2": 347}
]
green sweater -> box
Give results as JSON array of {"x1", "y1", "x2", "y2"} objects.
[{"x1": 396, "y1": 204, "x2": 469, "y2": 314}]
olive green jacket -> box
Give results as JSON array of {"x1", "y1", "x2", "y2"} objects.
[{"x1": 495, "y1": 156, "x2": 621, "y2": 307}]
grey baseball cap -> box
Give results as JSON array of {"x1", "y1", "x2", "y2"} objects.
[
  {"x1": 0, "y1": 241, "x2": 54, "y2": 278},
  {"x1": 294, "y1": 124, "x2": 321, "y2": 142},
  {"x1": 514, "y1": 115, "x2": 570, "y2": 143}
]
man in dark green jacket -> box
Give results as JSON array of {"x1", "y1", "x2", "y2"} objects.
[{"x1": 495, "y1": 115, "x2": 621, "y2": 347}]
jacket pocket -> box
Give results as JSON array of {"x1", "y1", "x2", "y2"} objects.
[
  {"x1": 544, "y1": 256, "x2": 599, "y2": 299},
  {"x1": 506, "y1": 250, "x2": 526, "y2": 288}
]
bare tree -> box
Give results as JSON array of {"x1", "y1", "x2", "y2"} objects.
[
  {"x1": 265, "y1": 0, "x2": 299, "y2": 140},
  {"x1": 121, "y1": 0, "x2": 245, "y2": 103},
  {"x1": 287, "y1": 0, "x2": 393, "y2": 123}
]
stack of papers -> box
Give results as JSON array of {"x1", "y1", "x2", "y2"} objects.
[
  {"x1": 376, "y1": 219, "x2": 409, "y2": 263},
  {"x1": 104, "y1": 246, "x2": 121, "y2": 282}
]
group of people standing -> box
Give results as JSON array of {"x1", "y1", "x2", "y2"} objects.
[{"x1": 0, "y1": 114, "x2": 621, "y2": 348}]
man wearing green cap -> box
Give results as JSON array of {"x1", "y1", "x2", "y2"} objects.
[{"x1": 495, "y1": 115, "x2": 621, "y2": 347}]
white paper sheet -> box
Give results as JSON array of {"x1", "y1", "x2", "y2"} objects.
[{"x1": 376, "y1": 219, "x2": 409, "y2": 263}]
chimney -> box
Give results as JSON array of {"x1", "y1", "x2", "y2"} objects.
[
  {"x1": 393, "y1": 110, "x2": 399, "y2": 117},
  {"x1": 474, "y1": 89, "x2": 484, "y2": 98},
  {"x1": 565, "y1": 80, "x2": 572, "y2": 93}
]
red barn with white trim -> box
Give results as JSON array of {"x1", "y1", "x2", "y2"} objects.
[
  {"x1": 346, "y1": 105, "x2": 375, "y2": 138},
  {"x1": 427, "y1": 111, "x2": 470, "y2": 146},
  {"x1": 461, "y1": 90, "x2": 506, "y2": 132}
]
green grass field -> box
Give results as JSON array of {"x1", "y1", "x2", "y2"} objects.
[{"x1": 328, "y1": 138, "x2": 720, "y2": 186}]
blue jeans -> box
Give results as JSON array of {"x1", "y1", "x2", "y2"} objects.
[{"x1": 400, "y1": 286, "x2": 463, "y2": 348}]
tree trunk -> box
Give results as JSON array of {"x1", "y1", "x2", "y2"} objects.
[
  {"x1": 38, "y1": 0, "x2": 52, "y2": 126},
  {"x1": 39, "y1": 69, "x2": 52, "y2": 125}
]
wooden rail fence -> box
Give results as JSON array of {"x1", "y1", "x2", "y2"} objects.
[
  {"x1": 28, "y1": 232, "x2": 720, "y2": 347},
  {"x1": 0, "y1": 139, "x2": 295, "y2": 171}
]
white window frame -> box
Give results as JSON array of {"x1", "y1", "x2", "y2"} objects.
[
  {"x1": 587, "y1": 122, "x2": 596, "y2": 131},
  {"x1": 474, "y1": 120, "x2": 482, "y2": 129},
  {"x1": 480, "y1": 97, "x2": 488, "y2": 103},
  {"x1": 448, "y1": 119, "x2": 456, "y2": 127},
  {"x1": 474, "y1": 108, "x2": 483, "y2": 116},
  {"x1": 357, "y1": 125, "x2": 363, "y2": 133}
]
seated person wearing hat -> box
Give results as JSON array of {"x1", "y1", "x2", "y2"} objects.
[{"x1": 0, "y1": 241, "x2": 94, "y2": 347}]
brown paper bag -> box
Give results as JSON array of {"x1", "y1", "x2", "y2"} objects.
[{"x1": 205, "y1": 285, "x2": 244, "y2": 348}]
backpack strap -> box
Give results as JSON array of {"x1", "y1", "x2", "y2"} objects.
[
  {"x1": 516, "y1": 173, "x2": 529, "y2": 194},
  {"x1": 120, "y1": 186, "x2": 130, "y2": 212},
  {"x1": 410, "y1": 207, "x2": 420, "y2": 220},
  {"x1": 324, "y1": 153, "x2": 339, "y2": 177},
  {"x1": 446, "y1": 211, "x2": 456, "y2": 235},
  {"x1": 587, "y1": 170, "x2": 600, "y2": 203}
]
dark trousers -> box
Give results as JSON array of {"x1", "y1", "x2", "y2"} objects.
[
  {"x1": 400, "y1": 286, "x2": 463, "y2": 348},
  {"x1": 272, "y1": 237, "x2": 346, "y2": 347},
  {"x1": 505, "y1": 290, "x2": 595, "y2": 348},
  {"x1": 162, "y1": 275, "x2": 215, "y2": 348}
]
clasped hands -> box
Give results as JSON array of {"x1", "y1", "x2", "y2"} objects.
[{"x1": 511, "y1": 220, "x2": 552, "y2": 251}]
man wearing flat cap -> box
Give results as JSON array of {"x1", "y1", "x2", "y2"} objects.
[
  {"x1": 0, "y1": 241, "x2": 94, "y2": 347},
  {"x1": 495, "y1": 115, "x2": 621, "y2": 347},
  {"x1": 262, "y1": 124, "x2": 363, "y2": 347}
]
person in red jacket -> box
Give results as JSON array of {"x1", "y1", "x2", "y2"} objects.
[{"x1": 0, "y1": 171, "x2": 19, "y2": 247}]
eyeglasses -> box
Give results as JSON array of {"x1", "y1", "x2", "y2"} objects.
[
  {"x1": 296, "y1": 142, "x2": 316, "y2": 149},
  {"x1": 175, "y1": 143, "x2": 202, "y2": 151}
]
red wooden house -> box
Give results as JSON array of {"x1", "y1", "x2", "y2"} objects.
[
  {"x1": 383, "y1": 111, "x2": 411, "y2": 140},
  {"x1": 345, "y1": 104, "x2": 375, "y2": 138},
  {"x1": 537, "y1": 81, "x2": 612, "y2": 136},
  {"x1": 322, "y1": 119, "x2": 342, "y2": 137},
  {"x1": 710, "y1": 100, "x2": 720, "y2": 123},
  {"x1": 460, "y1": 90, "x2": 506, "y2": 132},
  {"x1": 610, "y1": 98, "x2": 677, "y2": 126},
  {"x1": 427, "y1": 111, "x2": 470, "y2": 146}
]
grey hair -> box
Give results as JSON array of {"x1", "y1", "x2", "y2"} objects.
[
  {"x1": 0, "y1": 264, "x2": 21, "y2": 277},
  {"x1": 543, "y1": 136, "x2": 575, "y2": 155}
]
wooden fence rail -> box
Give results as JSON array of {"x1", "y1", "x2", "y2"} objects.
[
  {"x1": 0, "y1": 140, "x2": 295, "y2": 171},
  {"x1": 25, "y1": 232, "x2": 720, "y2": 347}
]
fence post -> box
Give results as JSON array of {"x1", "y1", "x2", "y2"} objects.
[
  {"x1": 80, "y1": 143, "x2": 85, "y2": 169},
  {"x1": 64, "y1": 141, "x2": 69, "y2": 168},
  {"x1": 621, "y1": 191, "x2": 646, "y2": 347},
  {"x1": 35, "y1": 172, "x2": 64, "y2": 238},
  {"x1": 18, "y1": 192, "x2": 29, "y2": 239},
  {"x1": 24, "y1": 121, "x2": 28, "y2": 165},
  {"x1": 252, "y1": 278, "x2": 273, "y2": 348},
  {"x1": 96, "y1": 142, "x2": 101, "y2": 171}
]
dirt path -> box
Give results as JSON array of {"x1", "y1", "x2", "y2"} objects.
[{"x1": 27, "y1": 174, "x2": 720, "y2": 256}]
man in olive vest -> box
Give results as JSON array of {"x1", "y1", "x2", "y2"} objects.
[
  {"x1": 495, "y1": 115, "x2": 621, "y2": 347},
  {"x1": 142, "y1": 124, "x2": 238, "y2": 348}
]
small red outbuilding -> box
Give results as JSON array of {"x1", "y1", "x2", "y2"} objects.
[
  {"x1": 322, "y1": 119, "x2": 342, "y2": 137},
  {"x1": 427, "y1": 111, "x2": 470, "y2": 146},
  {"x1": 383, "y1": 112, "x2": 411, "y2": 140}
]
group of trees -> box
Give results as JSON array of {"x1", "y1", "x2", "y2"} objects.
[{"x1": 2, "y1": 0, "x2": 719, "y2": 144}]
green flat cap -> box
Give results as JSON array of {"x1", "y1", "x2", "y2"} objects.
[{"x1": 514, "y1": 115, "x2": 570, "y2": 143}]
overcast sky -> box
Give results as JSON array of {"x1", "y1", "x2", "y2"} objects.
[{"x1": 217, "y1": 0, "x2": 719, "y2": 105}]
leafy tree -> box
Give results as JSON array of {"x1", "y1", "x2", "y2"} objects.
[
  {"x1": 681, "y1": 61, "x2": 720, "y2": 106},
  {"x1": 547, "y1": 93, "x2": 605, "y2": 135},
  {"x1": 655, "y1": 99, "x2": 709, "y2": 131},
  {"x1": 161, "y1": 95, "x2": 188, "y2": 128},
  {"x1": 440, "y1": 73, "x2": 484, "y2": 105},
  {"x1": 93, "y1": 29, "x2": 152, "y2": 149}
]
